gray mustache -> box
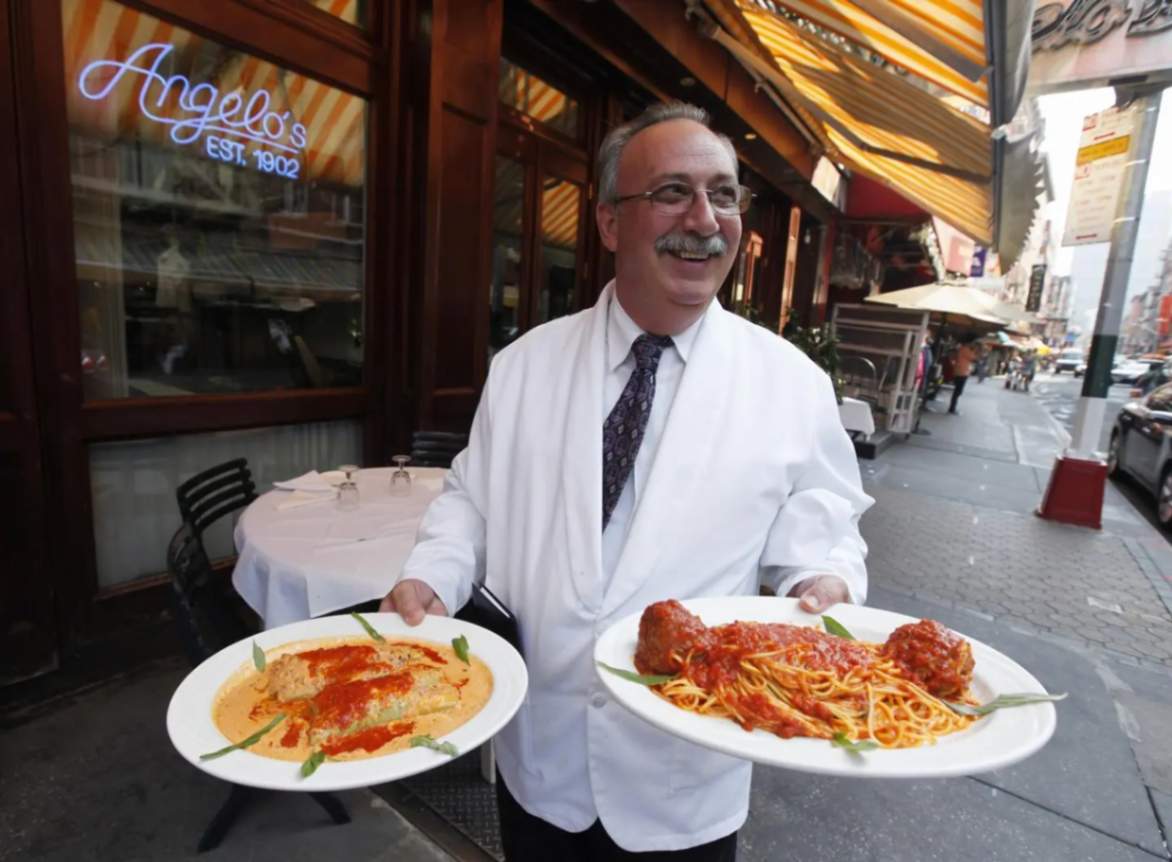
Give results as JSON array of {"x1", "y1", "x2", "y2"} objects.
[{"x1": 655, "y1": 231, "x2": 729, "y2": 257}]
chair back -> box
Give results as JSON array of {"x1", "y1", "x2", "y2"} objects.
[
  {"x1": 409, "y1": 430, "x2": 468, "y2": 468},
  {"x1": 166, "y1": 524, "x2": 255, "y2": 665},
  {"x1": 176, "y1": 458, "x2": 258, "y2": 541}
]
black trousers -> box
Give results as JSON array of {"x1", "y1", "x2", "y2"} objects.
[
  {"x1": 495, "y1": 772, "x2": 738, "y2": 862},
  {"x1": 949, "y1": 375, "x2": 969, "y2": 412}
]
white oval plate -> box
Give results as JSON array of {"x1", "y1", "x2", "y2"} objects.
[
  {"x1": 594, "y1": 597, "x2": 1057, "y2": 779},
  {"x1": 167, "y1": 613, "x2": 527, "y2": 791}
]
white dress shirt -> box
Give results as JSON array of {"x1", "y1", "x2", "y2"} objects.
[{"x1": 601, "y1": 295, "x2": 703, "y2": 587}]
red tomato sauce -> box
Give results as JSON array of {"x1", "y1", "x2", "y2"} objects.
[{"x1": 321, "y1": 721, "x2": 415, "y2": 756}]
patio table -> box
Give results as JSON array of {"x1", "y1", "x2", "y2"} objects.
[
  {"x1": 838, "y1": 395, "x2": 876, "y2": 439},
  {"x1": 232, "y1": 466, "x2": 447, "y2": 628}
]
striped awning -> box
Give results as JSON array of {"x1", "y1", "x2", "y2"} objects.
[
  {"x1": 759, "y1": 0, "x2": 989, "y2": 107},
  {"x1": 708, "y1": 0, "x2": 996, "y2": 245},
  {"x1": 63, "y1": 0, "x2": 365, "y2": 186}
]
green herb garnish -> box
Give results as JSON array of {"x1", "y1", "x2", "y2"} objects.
[
  {"x1": 597, "y1": 662, "x2": 675, "y2": 686},
  {"x1": 831, "y1": 732, "x2": 879, "y2": 753},
  {"x1": 300, "y1": 750, "x2": 327, "y2": 777},
  {"x1": 946, "y1": 692, "x2": 1067, "y2": 716},
  {"x1": 200, "y1": 713, "x2": 286, "y2": 760},
  {"x1": 821, "y1": 616, "x2": 855, "y2": 640},
  {"x1": 252, "y1": 641, "x2": 266, "y2": 671},
  {"x1": 411, "y1": 734, "x2": 459, "y2": 757},
  {"x1": 351, "y1": 612, "x2": 385, "y2": 642},
  {"x1": 452, "y1": 634, "x2": 470, "y2": 664}
]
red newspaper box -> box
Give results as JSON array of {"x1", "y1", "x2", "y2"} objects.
[{"x1": 1037, "y1": 455, "x2": 1108, "y2": 529}]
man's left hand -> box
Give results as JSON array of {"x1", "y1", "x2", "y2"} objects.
[{"x1": 789, "y1": 575, "x2": 850, "y2": 613}]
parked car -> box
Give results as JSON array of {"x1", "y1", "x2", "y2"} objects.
[
  {"x1": 1054, "y1": 348, "x2": 1084, "y2": 374},
  {"x1": 1075, "y1": 360, "x2": 1087, "y2": 377},
  {"x1": 1111, "y1": 358, "x2": 1159, "y2": 384},
  {"x1": 1109, "y1": 382, "x2": 1172, "y2": 526},
  {"x1": 1134, "y1": 359, "x2": 1172, "y2": 396}
]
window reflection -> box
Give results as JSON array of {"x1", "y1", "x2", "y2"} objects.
[
  {"x1": 490, "y1": 157, "x2": 524, "y2": 356},
  {"x1": 536, "y1": 177, "x2": 581, "y2": 325},
  {"x1": 64, "y1": 0, "x2": 367, "y2": 400},
  {"x1": 498, "y1": 58, "x2": 580, "y2": 139},
  {"x1": 309, "y1": 0, "x2": 369, "y2": 27}
]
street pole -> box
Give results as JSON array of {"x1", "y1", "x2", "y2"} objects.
[{"x1": 1069, "y1": 86, "x2": 1163, "y2": 457}]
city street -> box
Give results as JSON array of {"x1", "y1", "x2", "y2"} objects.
[{"x1": 1032, "y1": 372, "x2": 1172, "y2": 538}]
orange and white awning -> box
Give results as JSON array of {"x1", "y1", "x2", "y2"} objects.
[{"x1": 707, "y1": 0, "x2": 998, "y2": 245}]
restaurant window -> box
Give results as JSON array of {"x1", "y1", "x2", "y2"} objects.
[
  {"x1": 499, "y1": 58, "x2": 580, "y2": 140},
  {"x1": 490, "y1": 157, "x2": 525, "y2": 354},
  {"x1": 63, "y1": 0, "x2": 367, "y2": 401},
  {"x1": 309, "y1": 0, "x2": 369, "y2": 27},
  {"x1": 89, "y1": 420, "x2": 360, "y2": 588}
]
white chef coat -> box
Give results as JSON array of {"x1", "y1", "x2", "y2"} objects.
[{"x1": 397, "y1": 281, "x2": 872, "y2": 851}]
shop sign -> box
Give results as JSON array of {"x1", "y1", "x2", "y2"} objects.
[
  {"x1": 1062, "y1": 104, "x2": 1135, "y2": 246},
  {"x1": 1029, "y1": 0, "x2": 1172, "y2": 92},
  {"x1": 77, "y1": 43, "x2": 307, "y2": 179},
  {"x1": 1027, "y1": 264, "x2": 1047, "y2": 313}
]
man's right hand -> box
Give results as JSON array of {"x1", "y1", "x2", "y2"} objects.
[{"x1": 379, "y1": 579, "x2": 449, "y2": 625}]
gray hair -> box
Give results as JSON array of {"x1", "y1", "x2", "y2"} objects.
[{"x1": 596, "y1": 101, "x2": 738, "y2": 205}]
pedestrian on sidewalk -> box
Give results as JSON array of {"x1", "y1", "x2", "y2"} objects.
[
  {"x1": 1020, "y1": 350, "x2": 1037, "y2": 392},
  {"x1": 948, "y1": 333, "x2": 977, "y2": 414},
  {"x1": 975, "y1": 345, "x2": 990, "y2": 383},
  {"x1": 379, "y1": 101, "x2": 872, "y2": 861}
]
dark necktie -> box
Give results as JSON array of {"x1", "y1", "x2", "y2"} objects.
[{"x1": 602, "y1": 333, "x2": 673, "y2": 531}]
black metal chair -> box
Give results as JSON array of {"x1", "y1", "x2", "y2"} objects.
[
  {"x1": 409, "y1": 430, "x2": 468, "y2": 468},
  {"x1": 175, "y1": 458, "x2": 258, "y2": 550},
  {"x1": 166, "y1": 525, "x2": 350, "y2": 852}
]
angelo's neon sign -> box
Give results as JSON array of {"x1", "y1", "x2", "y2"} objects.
[{"x1": 78, "y1": 43, "x2": 307, "y2": 178}]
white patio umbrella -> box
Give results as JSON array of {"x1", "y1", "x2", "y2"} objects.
[{"x1": 864, "y1": 282, "x2": 1009, "y2": 331}]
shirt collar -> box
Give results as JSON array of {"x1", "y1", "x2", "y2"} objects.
[{"x1": 607, "y1": 293, "x2": 703, "y2": 372}]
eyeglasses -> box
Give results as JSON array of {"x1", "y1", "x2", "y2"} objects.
[{"x1": 612, "y1": 181, "x2": 753, "y2": 216}]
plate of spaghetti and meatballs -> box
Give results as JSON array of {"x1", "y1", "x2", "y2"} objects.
[
  {"x1": 594, "y1": 597, "x2": 1059, "y2": 778},
  {"x1": 167, "y1": 613, "x2": 527, "y2": 791}
]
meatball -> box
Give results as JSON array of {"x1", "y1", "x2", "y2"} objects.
[
  {"x1": 881, "y1": 619, "x2": 974, "y2": 698},
  {"x1": 634, "y1": 599, "x2": 712, "y2": 675}
]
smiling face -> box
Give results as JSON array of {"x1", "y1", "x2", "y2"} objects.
[{"x1": 596, "y1": 119, "x2": 742, "y2": 335}]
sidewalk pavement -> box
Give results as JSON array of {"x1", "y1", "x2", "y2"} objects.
[{"x1": 2, "y1": 373, "x2": 1170, "y2": 861}]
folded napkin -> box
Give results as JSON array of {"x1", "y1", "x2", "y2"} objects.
[{"x1": 273, "y1": 470, "x2": 335, "y2": 493}]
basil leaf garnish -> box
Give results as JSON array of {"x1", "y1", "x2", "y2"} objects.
[
  {"x1": 821, "y1": 615, "x2": 854, "y2": 640},
  {"x1": 351, "y1": 612, "x2": 385, "y2": 642},
  {"x1": 252, "y1": 641, "x2": 266, "y2": 671},
  {"x1": 200, "y1": 713, "x2": 286, "y2": 760},
  {"x1": 946, "y1": 692, "x2": 1067, "y2": 716},
  {"x1": 597, "y1": 662, "x2": 675, "y2": 686},
  {"x1": 831, "y1": 732, "x2": 878, "y2": 753},
  {"x1": 300, "y1": 750, "x2": 327, "y2": 777},
  {"x1": 452, "y1": 634, "x2": 470, "y2": 664},
  {"x1": 410, "y1": 734, "x2": 459, "y2": 757}
]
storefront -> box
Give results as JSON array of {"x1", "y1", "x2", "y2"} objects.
[{"x1": 2, "y1": 0, "x2": 838, "y2": 686}]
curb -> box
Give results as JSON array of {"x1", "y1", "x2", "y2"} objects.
[{"x1": 1122, "y1": 537, "x2": 1172, "y2": 621}]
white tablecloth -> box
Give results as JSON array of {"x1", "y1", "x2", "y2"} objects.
[
  {"x1": 232, "y1": 467, "x2": 447, "y2": 628},
  {"x1": 838, "y1": 396, "x2": 876, "y2": 438}
]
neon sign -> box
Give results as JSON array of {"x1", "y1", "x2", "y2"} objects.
[{"x1": 77, "y1": 43, "x2": 307, "y2": 179}]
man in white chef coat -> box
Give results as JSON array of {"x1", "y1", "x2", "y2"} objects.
[{"x1": 382, "y1": 102, "x2": 872, "y2": 860}]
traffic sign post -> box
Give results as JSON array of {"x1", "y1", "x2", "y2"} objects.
[{"x1": 1039, "y1": 86, "x2": 1162, "y2": 528}]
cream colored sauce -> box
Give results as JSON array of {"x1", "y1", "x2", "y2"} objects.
[{"x1": 212, "y1": 635, "x2": 493, "y2": 762}]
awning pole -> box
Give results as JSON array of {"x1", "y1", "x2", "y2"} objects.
[{"x1": 1069, "y1": 87, "x2": 1163, "y2": 458}]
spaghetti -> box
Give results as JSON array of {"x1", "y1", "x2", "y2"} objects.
[{"x1": 634, "y1": 600, "x2": 978, "y2": 748}]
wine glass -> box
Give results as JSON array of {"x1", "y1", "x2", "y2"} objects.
[
  {"x1": 337, "y1": 463, "x2": 360, "y2": 511},
  {"x1": 390, "y1": 454, "x2": 412, "y2": 496}
]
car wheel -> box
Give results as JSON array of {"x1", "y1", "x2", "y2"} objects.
[
  {"x1": 1107, "y1": 431, "x2": 1122, "y2": 477},
  {"x1": 1158, "y1": 466, "x2": 1172, "y2": 528}
]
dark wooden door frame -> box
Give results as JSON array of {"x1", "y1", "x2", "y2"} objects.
[{"x1": 0, "y1": 0, "x2": 57, "y2": 684}]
